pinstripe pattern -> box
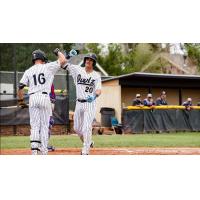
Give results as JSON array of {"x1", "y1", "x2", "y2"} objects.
[
  {"x1": 66, "y1": 64, "x2": 101, "y2": 99},
  {"x1": 20, "y1": 61, "x2": 60, "y2": 155},
  {"x1": 20, "y1": 61, "x2": 60, "y2": 94},
  {"x1": 66, "y1": 63, "x2": 101, "y2": 155}
]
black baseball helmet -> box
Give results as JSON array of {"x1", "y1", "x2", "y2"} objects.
[
  {"x1": 83, "y1": 53, "x2": 97, "y2": 67},
  {"x1": 32, "y1": 49, "x2": 48, "y2": 64}
]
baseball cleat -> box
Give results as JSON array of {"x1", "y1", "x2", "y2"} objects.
[
  {"x1": 81, "y1": 152, "x2": 88, "y2": 155},
  {"x1": 90, "y1": 141, "x2": 94, "y2": 148},
  {"x1": 48, "y1": 145, "x2": 55, "y2": 152}
]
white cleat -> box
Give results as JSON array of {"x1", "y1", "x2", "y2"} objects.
[{"x1": 81, "y1": 152, "x2": 88, "y2": 155}]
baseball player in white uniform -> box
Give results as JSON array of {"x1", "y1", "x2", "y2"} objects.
[
  {"x1": 63, "y1": 52, "x2": 102, "y2": 155},
  {"x1": 18, "y1": 49, "x2": 66, "y2": 155}
]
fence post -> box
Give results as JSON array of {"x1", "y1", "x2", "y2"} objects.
[
  {"x1": 12, "y1": 44, "x2": 17, "y2": 135},
  {"x1": 66, "y1": 70, "x2": 70, "y2": 133}
]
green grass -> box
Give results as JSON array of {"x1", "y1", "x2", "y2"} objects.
[{"x1": 1, "y1": 132, "x2": 200, "y2": 149}]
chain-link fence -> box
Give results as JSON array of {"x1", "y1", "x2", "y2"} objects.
[
  {"x1": 0, "y1": 70, "x2": 77, "y2": 110},
  {"x1": 0, "y1": 70, "x2": 77, "y2": 131}
]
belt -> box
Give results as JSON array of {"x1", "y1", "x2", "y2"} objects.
[
  {"x1": 77, "y1": 99, "x2": 87, "y2": 103},
  {"x1": 30, "y1": 92, "x2": 48, "y2": 95}
]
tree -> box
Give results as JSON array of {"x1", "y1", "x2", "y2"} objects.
[
  {"x1": 0, "y1": 43, "x2": 73, "y2": 71},
  {"x1": 2, "y1": 43, "x2": 199, "y2": 74},
  {"x1": 83, "y1": 43, "x2": 124, "y2": 76},
  {"x1": 82, "y1": 43, "x2": 157, "y2": 75},
  {"x1": 0, "y1": 44, "x2": 13, "y2": 71},
  {"x1": 185, "y1": 43, "x2": 200, "y2": 72},
  {"x1": 83, "y1": 43, "x2": 102, "y2": 55},
  {"x1": 102, "y1": 44, "x2": 124, "y2": 75},
  {"x1": 122, "y1": 43, "x2": 155, "y2": 74}
]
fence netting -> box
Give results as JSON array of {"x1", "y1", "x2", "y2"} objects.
[{"x1": 123, "y1": 109, "x2": 200, "y2": 133}]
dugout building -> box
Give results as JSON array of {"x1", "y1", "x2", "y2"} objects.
[{"x1": 96, "y1": 72, "x2": 200, "y2": 123}]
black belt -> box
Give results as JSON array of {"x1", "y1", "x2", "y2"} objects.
[
  {"x1": 30, "y1": 92, "x2": 48, "y2": 95},
  {"x1": 77, "y1": 99, "x2": 87, "y2": 103}
]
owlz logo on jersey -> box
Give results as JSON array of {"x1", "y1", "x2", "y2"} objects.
[{"x1": 77, "y1": 74, "x2": 95, "y2": 86}]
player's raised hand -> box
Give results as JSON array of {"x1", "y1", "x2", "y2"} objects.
[
  {"x1": 69, "y1": 49, "x2": 79, "y2": 57},
  {"x1": 53, "y1": 48, "x2": 67, "y2": 66},
  {"x1": 65, "y1": 49, "x2": 79, "y2": 59},
  {"x1": 53, "y1": 48, "x2": 60, "y2": 56}
]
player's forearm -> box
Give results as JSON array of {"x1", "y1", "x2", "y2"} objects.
[
  {"x1": 58, "y1": 52, "x2": 67, "y2": 66},
  {"x1": 18, "y1": 89, "x2": 24, "y2": 100},
  {"x1": 53, "y1": 48, "x2": 67, "y2": 66}
]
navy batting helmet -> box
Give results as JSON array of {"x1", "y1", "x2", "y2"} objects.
[
  {"x1": 83, "y1": 53, "x2": 97, "y2": 67},
  {"x1": 32, "y1": 49, "x2": 48, "y2": 64}
]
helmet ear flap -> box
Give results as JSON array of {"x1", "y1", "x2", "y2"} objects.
[
  {"x1": 93, "y1": 60, "x2": 96, "y2": 67},
  {"x1": 84, "y1": 57, "x2": 87, "y2": 66}
]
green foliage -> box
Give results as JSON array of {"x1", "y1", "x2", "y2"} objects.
[
  {"x1": 2, "y1": 43, "x2": 199, "y2": 75},
  {"x1": 133, "y1": 44, "x2": 154, "y2": 66},
  {"x1": 84, "y1": 43, "x2": 124, "y2": 75},
  {"x1": 0, "y1": 43, "x2": 162, "y2": 75},
  {"x1": 83, "y1": 43, "x2": 102, "y2": 55},
  {"x1": 144, "y1": 57, "x2": 170, "y2": 73},
  {"x1": 123, "y1": 43, "x2": 155, "y2": 73},
  {"x1": 83, "y1": 43, "x2": 156, "y2": 76},
  {"x1": 0, "y1": 44, "x2": 13, "y2": 71},
  {"x1": 145, "y1": 64, "x2": 161, "y2": 73},
  {"x1": 185, "y1": 43, "x2": 200, "y2": 72},
  {"x1": 0, "y1": 43, "x2": 73, "y2": 71},
  {"x1": 102, "y1": 44, "x2": 124, "y2": 75}
]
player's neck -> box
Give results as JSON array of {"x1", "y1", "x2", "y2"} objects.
[
  {"x1": 85, "y1": 66, "x2": 93, "y2": 73},
  {"x1": 34, "y1": 60, "x2": 45, "y2": 65}
]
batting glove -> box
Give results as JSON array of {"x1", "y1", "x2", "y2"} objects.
[
  {"x1": 65, "y1": 49, "x2": 79, "y2": 59},
  {"x1": 86, "y1": 95, "x2": 96, "y2": 103},
  {"x1": 18, "y1": 99, "x2": 28, "y2": 108},
  {"x1": 69, "y1": 49, "x2": 79, "y2": 57},
  {"x1": 53, "y1": 48, "x2": 60, "y2": 56}
]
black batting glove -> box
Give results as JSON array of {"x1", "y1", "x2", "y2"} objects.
[
  {"x1": 18, "y1": 99, "x2": 28, "y2": 108},
  {"x1": 53, "y1": 48, "x2": 60, "y2": 56}
]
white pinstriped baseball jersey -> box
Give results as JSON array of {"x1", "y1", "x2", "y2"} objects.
[
  {"x1": 66, "y1": 63, "x2": 102, "y2": 154},
  {"x1": 20, "y1": 61, "x2": 61, "y2": 94},
  {"x1": 19, "y1": 61, "x2": 61, "y2": 155},
  {"x1": 66, "y1": 64, "x2": 102, "y2": 100}
]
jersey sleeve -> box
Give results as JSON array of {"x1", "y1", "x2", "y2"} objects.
[
  {"x1": 95, "y1": 75, "x2": 102, "y2": 91},
  {"x1": 19, "y1": 70, "x2": 29, "y2": 86},
  {"x1": 64, "y1": 63, "x2": 79, "y2": 79},
  {"x1": 46, "y1": 61, "x2": 61, "y2": 75}
]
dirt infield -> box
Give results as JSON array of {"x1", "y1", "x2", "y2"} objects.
[{"x1": 1, "y1": 147, "x2": 200, "y2": 155}]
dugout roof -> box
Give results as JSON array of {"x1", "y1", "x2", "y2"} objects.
[{"x1": 102, "y1": 72, "x2": 200, "y2": 89}]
